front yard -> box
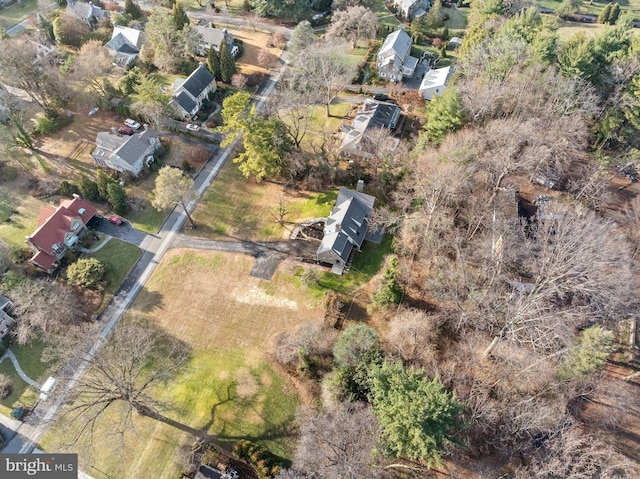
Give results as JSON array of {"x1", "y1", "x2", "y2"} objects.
[{"x1": 42, "y1": 249, "x2": 324, "y2": 478}]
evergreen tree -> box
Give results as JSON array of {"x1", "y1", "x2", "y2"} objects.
[
  {"x1": 598, "y1": 3, "x2": 612, "y2": 24},
  {"x1": 107, "y1": 183, "x2": 128, "y2": 216},
  {"x1": 609, "y1": 2, "x2": 621, "y2": 24},
  {"x1": 124, "y1": 0, "x2": 143, "y2": 20},
  {"x1": 172, "y1": 3, "x2": 189, "y2": 30},
  {"x1": 67, "y1": 258, "x2": 105, "y2": 288},
  {"x1": 289, "y1": 21, "x2": 315, "y2": 63},
  {"x1": 422, "y1": 87, "x2": 466, "y2": 145},
  {"x1": 37, "y1": 13, "x2": 55, "y2": 42},
  {"x1": 559, "y1": 326, "x2": 615, "y2": 379},
  {"x1": 57, "y1": 0, "x2": 67, "y2": 7},
  {"x1": 219, "y1": 42, "x2": 237, "y2": 83},
  {"x1": 442, "y1": 25, "x2": 450, "y2": 41},
  {"x1": 333, "y1": 325, "x2": 379, "y2": 368},
  {"x1": 369, "y1": 360, "x2": 463, "y2": 465},
  {"x1": 372, "y1": 256, "x2": 403, "y2": 307},
  {"x1": 207, "y1": 46, "x2": 221, "y2": 81},
  {"x1": 78, "y1": 176, "x2": 100, "y2": 202},
  {"x1": 96, "y1": 169, "x2": 115, "y2": 200}
]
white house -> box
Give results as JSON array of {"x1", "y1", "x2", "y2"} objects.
[
  {"x1": 394, "y1": 0, "x2": 430, "y2": 20},
  {"x1": 377, "y1": 29, "x2": 418, "y2": 82},
  {"x1": 105, "y1": 25, "x2": 145, "y2": 66},
  {"x1": 194, "y1": 26, "x2": 240, "y2": 57},
  {"x1": 169, "y1": 63, "x2": 217, "y2": 119},
  {"x1": 419, "y1": 66, "x2": 453, "y2": 100}
]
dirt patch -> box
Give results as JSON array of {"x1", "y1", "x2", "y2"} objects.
[
  {"x1": 234, "y1": 368, "x2": 259, "y2": 399},
  {"x1": 231, "y1": 284, "x2": 298, "y2": 310},
  {"x1": 233, "y1": 29, "x2": 283, "y2": 76}
]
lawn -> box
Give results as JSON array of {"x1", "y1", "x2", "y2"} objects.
[
  {"x1": 444, "y1": 6, "x2": 469, "y2": 33},
  {"x1": 0, "y1": 184, "x2": 46, "y2": 252},
  {"x1": 84, "y1": 239, "x2": 142, "y2": 312},
  {"x1": 125, "y1": 173, "x2": 166, "y2": 233},
  {"x1": 0, "y1": 0, "x2": 38, "y2": 29},
  {"x1": 191, "y1": 162, "x2": 337, "y2": 241},
  {"x1": 0, "y1": 336, "x2": 55, "y2": 416},
  {"x1": 42, "y1": 249, "x2": 324, "y2": 478}
]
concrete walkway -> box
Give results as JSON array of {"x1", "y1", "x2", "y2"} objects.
[
  {"x1": 77, "y1": 235, "x2": 112, "y2": 254},
  {"x1": 0, "y1": 350, "x2": 41, "y2": 390}
]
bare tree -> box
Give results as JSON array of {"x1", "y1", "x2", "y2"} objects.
[
  {"x1": 152, "y1": 166, "x2": 199, "y2": 228},
  {"x1": 73, "y1": 40, "x2": 113, "y2": 102},
  {"x1": 231, "y1": 73, "x2": 247, "y2": 89},
  {"x1": 10, "y1": 279, "x2": 85, "y2": 345},
  {"x1": 268, "y1": 75, "x2": 319, "y2": 149},
  {"x1": 131, "y1": 100, "x2": 167, "y2": 130},
  {"x1": 60, "y1": 320, "x2": 198, "y2": 446},
  {"x1": 388, "y1": 308, "x2": 442, "y2": 367},
  {"x1": 325, "y1": 6, "x2": 378, "y2": 48},
  {"x1": 286, "y1": 402, "x2": 382, "y2": 479},
  {"x1": 246, "y1": 11, "x2": 262, "y2": 32},
  {"x1": 294, "y1": 40, "x2": 357, "y2": 117}
]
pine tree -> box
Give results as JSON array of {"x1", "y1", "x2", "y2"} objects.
[
  {"x1": 207, "y1": 46, "x2": 221, "y2": 81},
  {"x1": 96, "y1": 169, "x2": 115, "y2": 201},
  {"x1": 219, "y1": 42, "x2": 237, "y2": 83},
  {"x1": 107, "y1": 183, "x2": 128, "y2": 216},
  {"x1": 597, "y1": 3, "x2": 612, "y2": 24},
  {"x1": 372, "y1": 256, "x2": 403, "y2": 307},
  {"x1": 124, "y1": 0, "x2": 143, "y2": 20},
  {"x1": 37, "y1": 13, "x2": 55, "y2": 42},
  {"x1": 609, "y1": 2, "x2": 621, "y2": 24},
  {"x1": 172, "y1": 3, "x2": 189, "y2": 30}
]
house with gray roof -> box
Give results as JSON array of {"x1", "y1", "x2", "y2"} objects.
[
  {"x1": 377, "y1": 29, "x2": 419, "y2": 82},
  {"x1": 106, "y1": 25, "x2": 145, "y2": 66},
  {"x1": 169, "y1": 63, "x2": 216, "y2": 119},
  {"x1": 91, "y1": 129, "x2": 161, "y2": 176},
  {"x1": 394, "y1": 0, "x2": 430, "y2": 20},
  {"x1": 66, "y1": 0, "x2": 110, "y2": 29},
  {"x1": 194, "y1": 26, "x2": 240, "y2": 57},
  {"x1": 317, "y1": 187, "x2": 379, "y2": 274},
  {"x1": 340, "y1": 99, "x2": 401, "y2": 158},
  {"x1": 0, "y1": 294, "x2": 16, "y2": 340}
]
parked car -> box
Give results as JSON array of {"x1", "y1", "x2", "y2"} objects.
[
  {"x1": 88, "y1": 107, "x2": 99, "y2": 116},
  {"x1": 107, "y1": 215, "x2": 123, "y2": 226},
  {"x1": 186, "y1": 123, "x2": 200, "y2": 132},
  {"x1": 124, "y1": 118, "x2": 141, "y2": 130},
  {"x1": 118, "y1": 126, "x2": 134, "y2": 136},
  {"x1": 373, "y1": 93, "x2": 390, "y2": 101}
]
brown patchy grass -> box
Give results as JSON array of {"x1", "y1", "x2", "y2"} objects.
[
  {"x1": 131, "y1": 249, "x2": 324, "y2": 350},
  {"x1": 232, "y1": 28, "x2": 283, "y2": 76}
]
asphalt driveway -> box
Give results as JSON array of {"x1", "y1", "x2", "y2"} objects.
[{"x1": 90, "y1": 217, "x2": 149, "y2": 247}]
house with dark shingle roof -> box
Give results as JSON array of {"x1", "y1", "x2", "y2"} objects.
[
  {"x1": 169, "y1": 63, "x2": 216, "y2": 119},
  {"x1": 377, "y1": 29, "x2": 418, "y2": 82},
  {"x1": 194, "y1": 26, "x2": 239, "y2": 57},
  {"x1": 92, "y1": 129, "x2": 160, "y2": 176},
  {"x1": 26, "y1": 196, "x2": 97, "y2": 272},
  {"x1": 0, "y1": 294, "x2": 16, "y2": 339},
  {"x1": 105, "y1": 25, "x2": 144, "y2": 66},
  {"x1": 317, "y1": 187, "x2": 378, "y2": 274},
  {"x1": 66, "y1": 0, "x2": 110, "y2": 29},
  {"x1": 340, "y1": 99, "x2": 401, "y2": 158}
]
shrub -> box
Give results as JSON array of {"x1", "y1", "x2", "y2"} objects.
[
  {"x1": 10, "y1": 248, "x2": 32, "y2": 265},
  {"x1": 59, "y1": 180, "x2": 80, "y2": 197},
  {"x1": 11, "y1": 405, "x2": 25, "y2": 421},
  {"x1": 333, "y1": 324, "x2": 379, "y2": 368},
  {"x1": 232, "y1": 440, "x2": 281, "y2": 479},
  {"x1": 0, "y1": 374, "x2": 12, "y2": 400},
  {"x1": 67, "y1": 257, "x2": 106, "y2": 288}
]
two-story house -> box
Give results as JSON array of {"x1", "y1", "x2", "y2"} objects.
[
  {"x1": 66, "y1": 0, "x2": 110, "y2": 29},
  {"x1": 377, "y1": 29, "x2": 419, "y2": 82},
  {"x1": 105, "y1": 24, "x2": 145, "y2": 67},
  {"x1": 394, "y1": 0, "x2": 430, "y2": 20},
  {"x1": 26, "y1": 196, "x2": 97, "y2": 272},
  {"x1": 169, "y1": 63, "x2": 217, "y2": 119},
  {"x1": 194, "y1": 26, "x2": 240, "y2": 57},
  {"x1": 92, "y1": 128, "x2": 161, "y2": 176}
]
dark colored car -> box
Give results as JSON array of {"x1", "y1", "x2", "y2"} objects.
[
  {"x1": 118, "y1": 126, "x2": 134, "y2": 136},
  {"x1": 107, "y1": 215, "x2": 123, "y2": 226},
  {"x1": 373, "y1": 94, "x2": 390, "y2": 101}
]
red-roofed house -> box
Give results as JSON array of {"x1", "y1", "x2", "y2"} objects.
[{"x1": 26, "y1": 195, "x2": 97, "y2": 272}]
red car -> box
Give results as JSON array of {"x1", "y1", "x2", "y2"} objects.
[
  {"x1": 107, "y1": 215, "x2": 123, "y2": 226},
  {"x1": 118, "y1": 126, "x2": 134, "y2": 135}
]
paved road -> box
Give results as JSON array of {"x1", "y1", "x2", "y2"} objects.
[{"x1": 1, "y1": 27, "x2": 291, "y2": 457}]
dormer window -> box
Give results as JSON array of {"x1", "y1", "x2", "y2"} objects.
[{"x1": 78, "y1": 208, "x2": 86, "y2": 215}]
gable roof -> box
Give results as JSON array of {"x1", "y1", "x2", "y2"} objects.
[
  {"x1": 66, "y1": 0, "x2": 109, "y2": 22},
  {"x1": 174, "y1": 91, "x2": 197, "y2": 115},
  {"x1": 194, "y1": 26, "x2": 232, "y2": 49},
  {"x1": 317, "y1": 188, "x2": 376, "y2": 263},
  {"x1": 180, "y1": 64, "x2": 215, "y2": 99},
  {"x1": 419, "y1": 66, "x2": 452, "y2": 91},
  {"x1": 114, "y1": 129, "x2": 159, "y2": 166},
  {"x1": 194, "y1": 465, "x2": 224, "y2": 479},
  {"x1": 379, "y1": 29, "x2": 412, "y2": 62},
  {"x1": 111, "y1": 25, "x2": 142, "y2": 48},
  {"x1": 341, "y1": 99, "x2": 400, "y2": 152},
  {"x1": 28, "y1": 197, "x2": 97, "y2": 258},
  {"x1": 0, "y1": 294, "x2": 12, "y2": 311},
  {"x1": 105, "y1": 33, "x2": 139, "y2": 54}
]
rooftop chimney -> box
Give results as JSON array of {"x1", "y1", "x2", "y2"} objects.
[{"x1": 356, "y1": 180, "x2": 364, "y2": 193}]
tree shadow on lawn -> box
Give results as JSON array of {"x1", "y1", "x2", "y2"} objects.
[{"x1": 198, "y1": 381, "x2": 238, "y2": 433}]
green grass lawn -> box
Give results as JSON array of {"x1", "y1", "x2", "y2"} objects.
[
  {"x1": 444, "y1": 6, "x2": 469, "y2": 33},
  {"x1": 191, "y1": 161, "x2": 337, "y2": 241},
  {"x1": 0, "y1": 185, "x2": 45, "y2": 252},
  {"x1": 84, "y1": 239, "x2": 142, "y2": 312},
  {"x1": 0, "y1": 0, "x2": 38, "y2": 29},
  {"x1": 125, "y1": 173, "x2": 166, "y2": 233}
]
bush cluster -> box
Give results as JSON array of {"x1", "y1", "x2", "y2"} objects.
[{"x1": 232, "y1": 440, "x2": 281, "y2": 479}]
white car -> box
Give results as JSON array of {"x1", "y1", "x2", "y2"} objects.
[
  {"x1": 186, "y1": 123, "x2": 200, "y2": 132},
  {"x1": 124, "y1": 118, "x2": 141, "y2": 130}
]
